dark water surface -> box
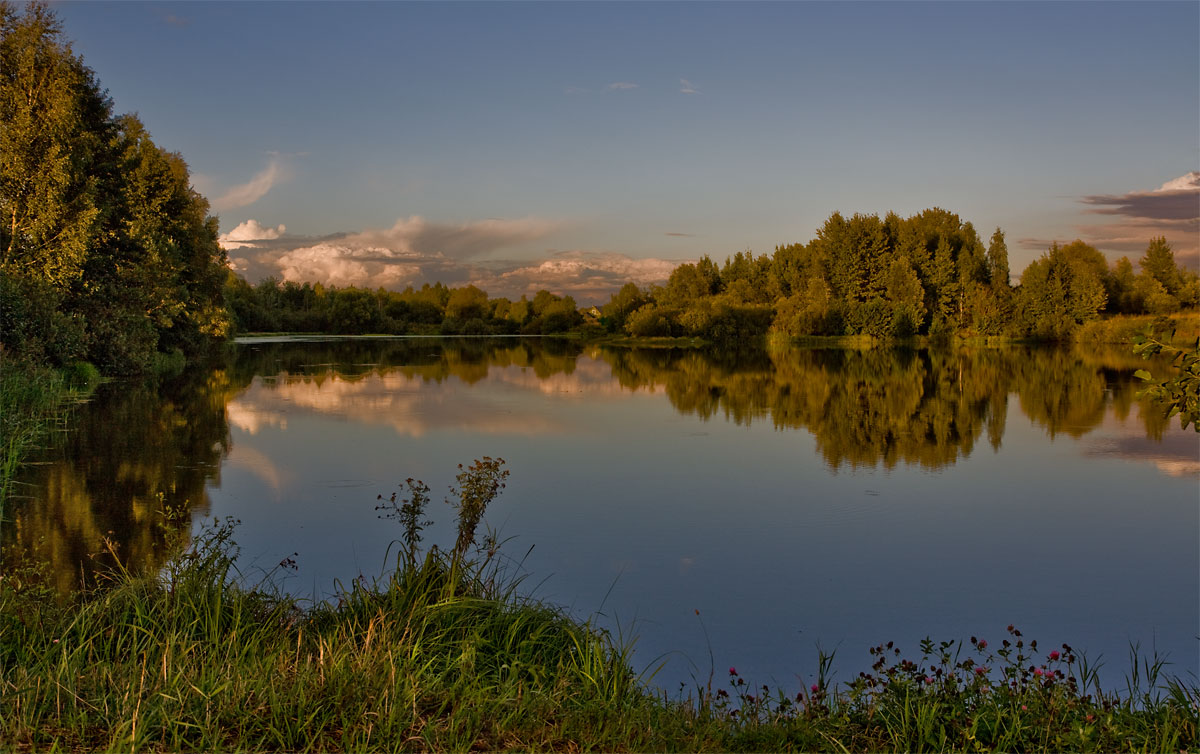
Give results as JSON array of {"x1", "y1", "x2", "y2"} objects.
[{"x1": 7, "y1": 337, "x2": 1198, "y2": 693}]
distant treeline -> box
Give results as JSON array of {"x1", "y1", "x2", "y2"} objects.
[
  {"x1": 224, "y1": 278, "x2": 586, "y2": 336},
  {"x1": 227, "y1": 208, "x2": 1198, "y2": 343}
]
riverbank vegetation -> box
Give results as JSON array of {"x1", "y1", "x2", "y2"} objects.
[
  {"x1": 1, "y1": 3, "x2": 230, "y2": 376},
  {"x1": 2, "y1": 458, "x2": 1196, "y2": 752},
  {"x1": 220, "y1": 220, "x2": 1197, "y2": 348}
]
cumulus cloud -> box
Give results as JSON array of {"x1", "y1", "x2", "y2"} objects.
[
  {"x1": 606, "y1": 82, "x2": 639, "y2": 90},
  {"x1": 212, "y1": 154, "x2": 289, "y2": 211},
  {"x1": 220, "y1": 215, "x2": 674, "y2": 300},
  {"x1": 276, "y1": 243, "x2": 423, "y2": 289},
  {"x1": 219, "y1": 219, "x2": 287, "y2": 250},
  {"x1": 679, "y1": 78, "x2": 700, "y2": 95},
  {"x1": 221, "y1": 213, "x2": 684, "y2": 303}
]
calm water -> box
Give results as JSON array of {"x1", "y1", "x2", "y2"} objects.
[{"x1": 7, "y1": 337, "x2": 1199, "y2": 693}]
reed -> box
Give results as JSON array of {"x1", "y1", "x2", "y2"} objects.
[{"x1": 0, "y1": 358, "x2": 75, "y2": 511}]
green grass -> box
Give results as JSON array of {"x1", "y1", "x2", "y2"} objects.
[
  {"x1": 0, "y1": 357, "x2": 95, "y2": 511},
  {"x1": 1, "y1": 511, "x2": 1195, "y2": 752},
  {"x1": 1075, "y1": 311, "x2": 1200, "y2": 345}
]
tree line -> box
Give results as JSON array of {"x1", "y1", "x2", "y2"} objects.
[
  {"x1": 1, "y1": 2, "x2": 230, "y2": 374},
  {"x1": 3, "y1": 2, "x2": 1196, "y2": 375},
  {"x1": 223, "y1": 278, "x2": 585, "y2": 336},
  {"x1": 598, "y1": 210, "x2": 1198, "y2": 343}
]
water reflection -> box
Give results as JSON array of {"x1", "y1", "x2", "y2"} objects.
[
  {"x1": 3, "y1": 365, "x2": 233, "y2": 593},
  {"x1": 3, "y1": 337, "x2": 1193, "y2": 596},
  {"x1": 598, "y1": 344, "x2": 1178, "y2": 470}
]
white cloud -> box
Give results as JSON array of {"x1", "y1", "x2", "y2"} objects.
[
  {"x1": 606, "y1": 82, "x2": 639, "y2": 90},
  {"x1": 219, "y1": 219, "x2": 287, "y2": 250},
  {"x1": 277, "y1": 243, "x2": 423, "y2": 289},
  {"x1": 680, "y1": 78, "x2": 700, "y2": 95},
  {"x1": 1155, "y1": 171, "x2": 1200, "y2": 193},
  {"x1": 223, "y1": 215, "x2": 686, "y2": 302},
  {"x1": 212, "y1": 155, "x2": 289, "y2": 211}
]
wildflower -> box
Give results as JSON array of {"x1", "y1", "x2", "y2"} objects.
[
  {"x1": 729, "y1": 666, "x2": 737, "y2": 676},
  {"x1": 1049, "y1": 650, "x2": 1060, "y2": 661},
  {"x1": 1021, "y1": 704, "x2": 1028, "y2": 711},
  {"x1": 811, "y1": 683, "x2": 819, "y2": 693},
  {"x1": 975, "y1": 666, "x2": 987, "y2": 676},
  {"x1": 977, "y1": 639, "x2": 988, "y2": 649},
  {"x1": 924, "y1": 676, "x2": 934, "y2": 685},
  {"x1": 1033, "y1": 668, "x2": 1043, "y2": 677}
]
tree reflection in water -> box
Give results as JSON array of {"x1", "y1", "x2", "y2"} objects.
[{"x1": 3, "y1": 337, "x2": 1182, "y2": 593}]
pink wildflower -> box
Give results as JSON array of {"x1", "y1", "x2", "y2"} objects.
[{"x1": 1049, "y1": 650, "x2": 1060, "y2": 661}]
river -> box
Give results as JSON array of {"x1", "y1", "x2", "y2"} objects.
[{"x1": 6, "y1": 336, "x2": 1198, "y2": 694}]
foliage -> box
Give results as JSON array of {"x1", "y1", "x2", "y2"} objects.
[
  {"x1": 1134, "y1": 328, "x2": 1200, "y2": 431},
  {"x1": 0, "y1": 506, "x2": 1194, "y2": 751},
  {"x1": 0, "y1": 358, "x2": 67, "y2": 508},
  {"x1": 223, "y1": 277, "x2": 592, "y2": 337},
  {"x1": 0, "y1": 2, "x2": 230, "y2": 374},
  {"x1": 447, "y1": 457, "x2": 509, "y2": 562},
  {"x1": 375, "y1": 478, "x2": 433, "y2": 570}
]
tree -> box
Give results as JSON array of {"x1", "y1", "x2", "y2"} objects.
[
  {"x1": 445, "y1": 285, "x2": 489, "y2": 321},
  {"x1": 987, "y1": 228, "x2": 1010, "y2": 289},
  {"x1": 1015, "y1": 242, "x2": 1107, "y2": 339},
  {"x1": 1139, "y1": 237, "x2": 1182, "y2": 297},
  {"x1": 1, "y1": 1, "x2": 109, "y2": 289},
  {"x1": 885, "y1": 255, "x2": 926, "y2": 336},
  {"x1": 601, "y1": 282, "x2": 646, "y2": 332},
  {"x1": 1, "y1": 2, "x2": 231, "y2": 370}
]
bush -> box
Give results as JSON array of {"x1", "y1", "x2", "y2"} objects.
[{"x1": 625, "y1": 304, "x2": 679, "y2": 337}]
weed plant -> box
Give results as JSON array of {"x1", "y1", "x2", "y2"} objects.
[{"x1": 1, "y1": 459, "x2": 1196, "y2": 752}]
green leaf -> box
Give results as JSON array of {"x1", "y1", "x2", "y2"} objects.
[{"x1": 1132, "y1": 369, "x2": 1152, "y2": 381}]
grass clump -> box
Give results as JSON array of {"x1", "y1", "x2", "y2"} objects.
[
  {"x1": 0, "y1": 355, "x2": 98, "y2": 510},
  {"x1": 1, "y1": 459, "x2": 1196, "y2": 752}
]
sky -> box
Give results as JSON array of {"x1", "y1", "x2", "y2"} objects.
[{"x1": 51, "y1": 1, "x2": 1200, "y2": 303}]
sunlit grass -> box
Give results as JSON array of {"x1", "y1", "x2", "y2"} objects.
[{"x1": 2, "y1": 471, "x2": 1196, "y2": 752}]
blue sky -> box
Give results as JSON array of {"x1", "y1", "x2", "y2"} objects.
[{"x1": 54, "y1": 1, "x2": 1199, "y2": 301}]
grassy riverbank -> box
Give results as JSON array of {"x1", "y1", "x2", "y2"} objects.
[
  {"x1": 0, "y1": 359, "x2": 98, "y2": 510},
  {"x1": 2, "y1": 518, "x2": 1195, "y2": 752}
]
